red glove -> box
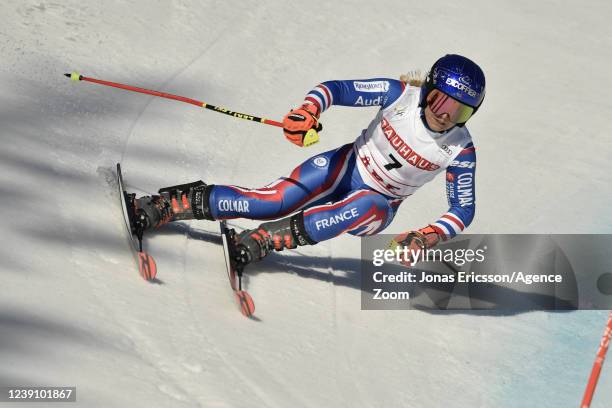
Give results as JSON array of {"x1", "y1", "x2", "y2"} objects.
[
  {"x1": 391, "y1": 225, "x2": 441, "y2": 266},
  {"x1": 282, "y1": 103, "x2": 322, "y2": 147}
]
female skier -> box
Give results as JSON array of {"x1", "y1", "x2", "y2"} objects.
[{"x1": 133, "y1": 54, "x2": 485, "y2": 268}]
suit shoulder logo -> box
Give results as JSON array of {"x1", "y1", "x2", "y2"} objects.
[{"x1": 353, "y1": 81, "x2": 389, "y2": 93}]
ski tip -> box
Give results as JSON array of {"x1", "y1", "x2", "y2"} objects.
[
  {"x1": 137, "y1": 252, "x2": 158, "y2": 281},
  {"x1": 235, "y1": 291, "x2": 255, "y2": 317}
]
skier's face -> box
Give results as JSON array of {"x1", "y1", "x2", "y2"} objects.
[
  {"x1": 424, "y1": 104, "x2": 455, "y2": 132},
  {"x1": 424, "y1": 90, "x2": 474, "y2": 132}
]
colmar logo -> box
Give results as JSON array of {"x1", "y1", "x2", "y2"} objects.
[
  {"x1": 353, "y1": 81, "x2": 389, "y2": 93},
  {"x1": 456, "y1": 173, "x2": 474, "y2": 207},
  {"x1": 218, "y1": 200, "x2": 250, "y2": 213}
]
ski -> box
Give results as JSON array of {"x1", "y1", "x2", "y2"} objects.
[
  {"x1": 219, "y1": 221, "x2": 255, "y2": 317},
  {"x1": 116, "y1": 163, "x2": 158, "y2": 281}
]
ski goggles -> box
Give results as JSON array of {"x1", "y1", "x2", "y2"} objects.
[{"x1": 427, "y1": 89, "x2": 475, "y2": 123}]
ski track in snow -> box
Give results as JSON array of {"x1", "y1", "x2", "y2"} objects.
[{"x1": 119, "y1": 24, "x2": 231, "y2": 165}]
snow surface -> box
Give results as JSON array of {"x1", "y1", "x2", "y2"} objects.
[{"x1": 1, "y1": 1, "x2": 611, "y2": 407}]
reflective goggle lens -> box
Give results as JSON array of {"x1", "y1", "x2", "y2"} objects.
[{"x1": 428, "y1": 90, "x2": 474, "y2": 123}]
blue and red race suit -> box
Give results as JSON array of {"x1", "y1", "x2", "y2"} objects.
[{"x1": 209, "y1": 78, "x2": 476, "y2": 243}]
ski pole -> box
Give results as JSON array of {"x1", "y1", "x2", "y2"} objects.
[
  {"x1": 64, "y1": 71, "x2": 284, "y2": 126},
  {"x1": 581, "y1": 310, "x2": 612, "y2": 408},
  {"x1": 65, "y1": 72, "x2": 321, "y2": 146}
]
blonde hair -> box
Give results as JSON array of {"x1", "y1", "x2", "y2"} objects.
[{"x1": 399, "y1": 70, "x2": 426, "y2": 87}]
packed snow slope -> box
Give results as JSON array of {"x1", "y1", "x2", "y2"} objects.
[{"x1": 1, "y1": 1, "x2": 611, "y2": 407}]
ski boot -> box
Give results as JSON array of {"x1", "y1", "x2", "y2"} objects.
[
  {"x1": 134, "y1": 181, "x2": 215, "y2": 230},
  {"x1": 232, "y1": 212, "x2": 316, "y2": 268}
]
